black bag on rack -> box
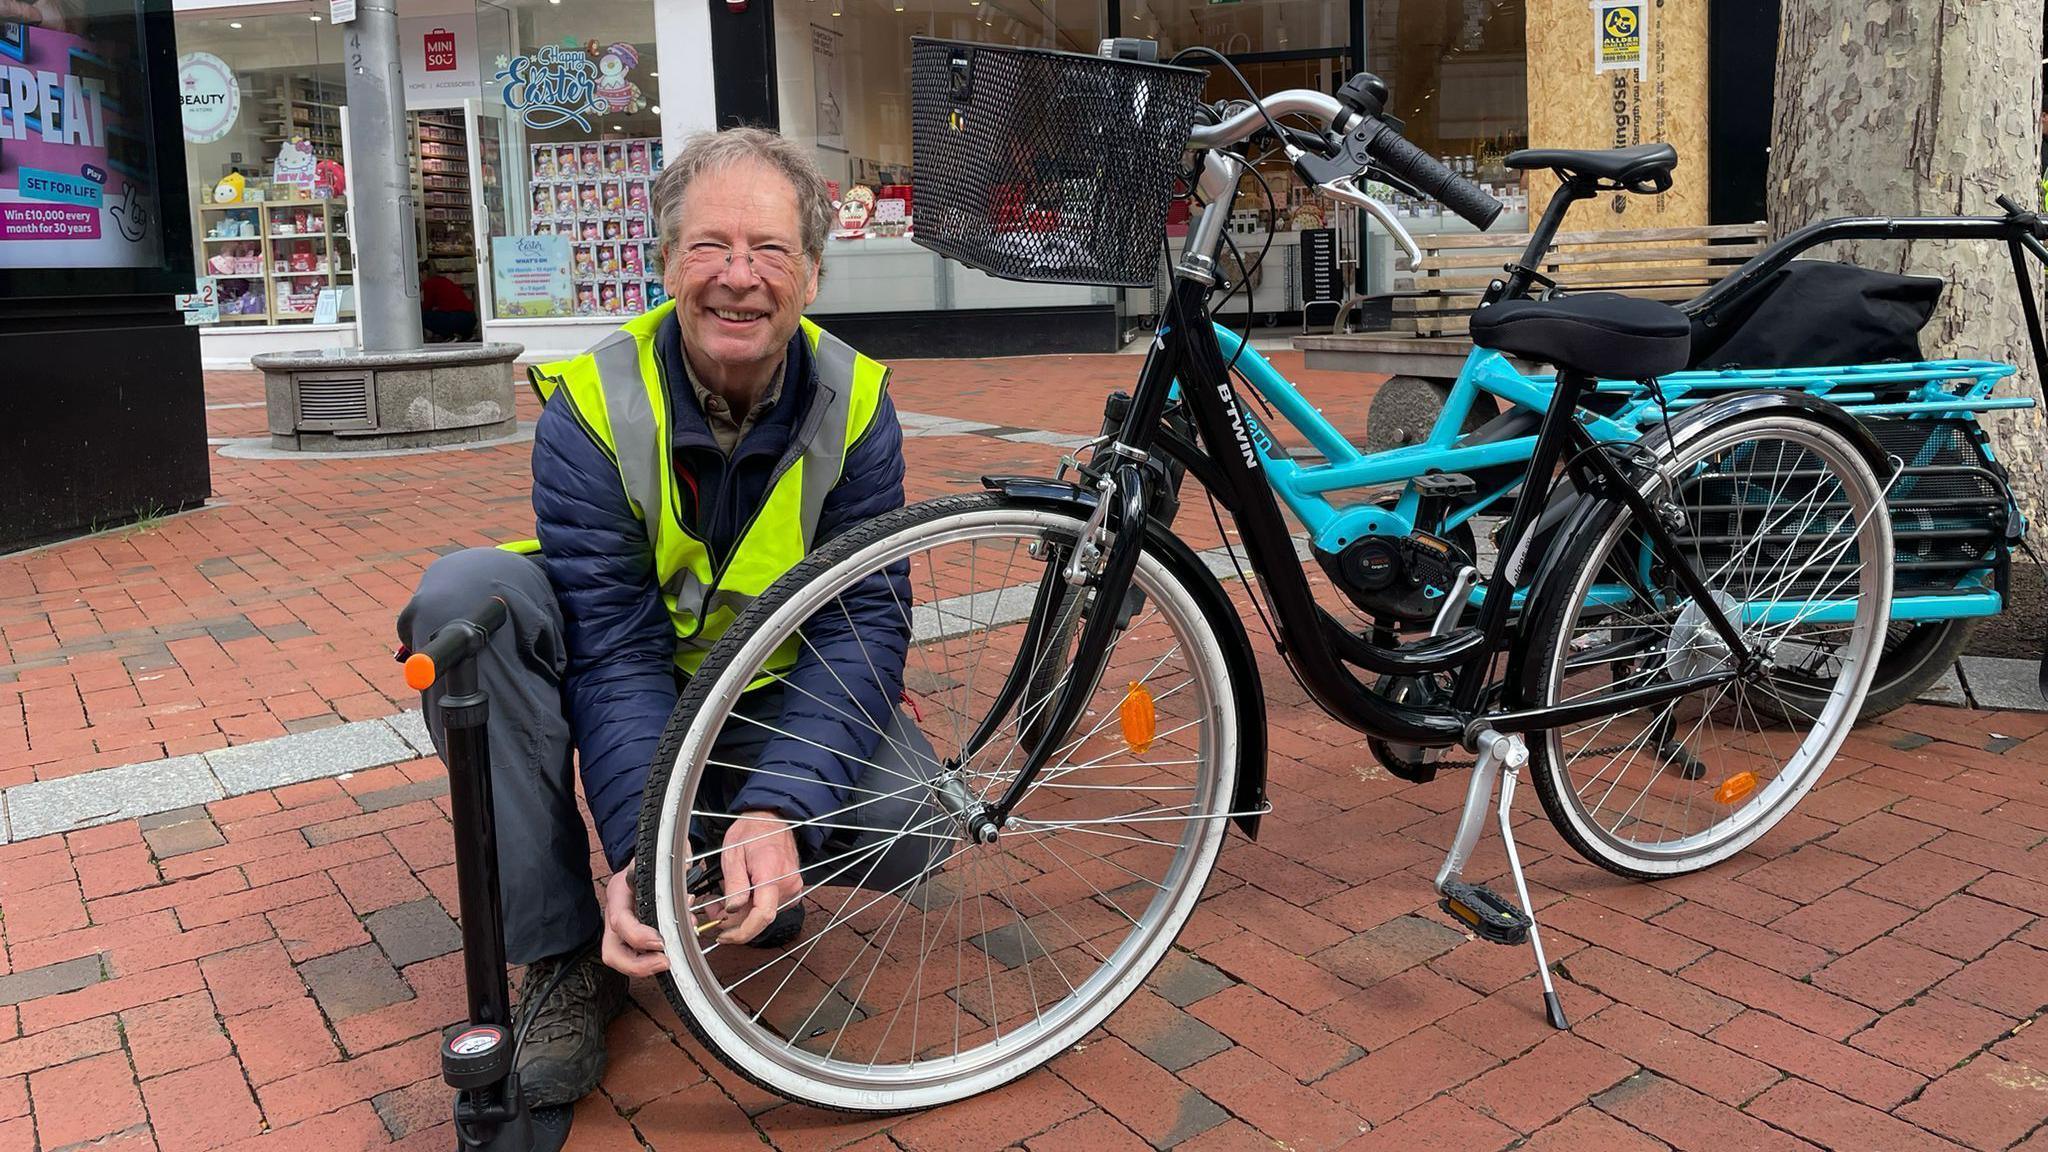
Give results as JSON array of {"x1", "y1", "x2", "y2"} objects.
[{"x1": 1688, "y1": 259, "x2": 1945, "y2": 370}]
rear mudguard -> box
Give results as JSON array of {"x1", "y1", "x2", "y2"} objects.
[
  {"x1": 1503, "y1": 390, "x2": 1891, "y2": 709},
  {"x1": 984, "y1": 475, "x2": 1270, "y2": 840}
]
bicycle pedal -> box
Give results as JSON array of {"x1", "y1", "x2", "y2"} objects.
[
  {"x1": 1439, "y1": 881, "x2": 1531, "y2": 946},
  {"x1": 1413, "y1": 472, "x2": 1477, "y2": 498}
]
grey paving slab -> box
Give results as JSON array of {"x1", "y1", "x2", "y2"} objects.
[
  {"x1": 1914, "y1": 666, "x2": 1969, "y2": 707},
  {"x1": 205, "y1": 721, "x2": 416, "y2": 795},
  {"x1": 364, "y1": 899, "x2": 463, "y2": 967},
  {"x1": 0, "y1": 955, "x2": 105, "y2": 1006},
  {"x1": 388, "y1": 709, "x2": 434, "y2": 757},
  {"x1": 3, "y1": 756, "x2": 225, "y2": 842},
  {"x1": 994, "y1": 428, "x2": 1095, "y2": 448},
  {"x1": 896, "y1": 412, "x2": 1000, "y2": 438},
  {"x1": 1958, "y1": 655, "x2": 2048, "y2": 712}
]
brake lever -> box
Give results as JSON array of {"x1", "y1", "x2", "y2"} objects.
[{"x1": 1321, "y1": 175, "x2": 1423, "y2": 270}]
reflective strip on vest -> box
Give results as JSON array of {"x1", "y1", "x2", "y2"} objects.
[{"x1": 524, "y1": 303, "x2": 888, "y2": 676}]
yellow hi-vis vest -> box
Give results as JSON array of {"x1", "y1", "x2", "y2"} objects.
[{"x1": 514, "y1": 302, "x2": 889, "y2": 676}]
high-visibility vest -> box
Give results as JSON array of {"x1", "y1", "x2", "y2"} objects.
[{"x1": 510, "y1": 301, "x2": 890, "y2": 676}]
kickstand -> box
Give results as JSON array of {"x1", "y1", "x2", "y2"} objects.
[
  {"x1": 1432, "y1": 729, "x2": 1568, "y2": 1031},
  {"x1": 1491, "y1": 736, "x2": 1568, "y2": 1030}
]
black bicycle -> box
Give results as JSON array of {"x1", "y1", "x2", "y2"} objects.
[{"x1": 630, "y1": 42, "x2": 1904, "y2": 1110}]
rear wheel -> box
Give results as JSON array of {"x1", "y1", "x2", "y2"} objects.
[
  {"x1": 1520, "y1": 411, "x2": 1893, "y2": 878},
  {"x1": 637, "y1": 494, "x2": 1242, "y2": 1111}
]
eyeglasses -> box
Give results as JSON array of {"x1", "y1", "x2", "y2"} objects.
[{"x1": 676, "y1": 240, "x2": 806, "y2": 282}]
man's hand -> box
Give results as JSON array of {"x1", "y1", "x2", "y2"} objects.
[
  {"x1": 601, "y1": 858, "x2": 668, "y2": 977},
  {"x1": 718, "y1": 810, "x2": 802, "y2": 944}
]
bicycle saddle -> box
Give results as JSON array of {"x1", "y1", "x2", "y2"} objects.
[
  {"x1": 1504, "y1": 143, "x2": 1678, "y2": 193},
  {"x1": 1469, "y1": 292, "x2": 1691, "y2": 380}
]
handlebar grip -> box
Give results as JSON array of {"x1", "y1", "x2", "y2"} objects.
[
  {"x1": 1362, "y1": 119, "x2": 1502, "y2": 230},
  {"x1": 403, "y1": 596, "x2": 510, "y2": 691}
]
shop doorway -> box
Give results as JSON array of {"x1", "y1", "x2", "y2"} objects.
[{"x1": 410, "y1": 107, "x2": 482, "y2": 341}]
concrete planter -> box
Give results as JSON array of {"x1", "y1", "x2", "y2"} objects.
[{"x1": 254, "y1": 342, "x2": 525, "y2": 452}]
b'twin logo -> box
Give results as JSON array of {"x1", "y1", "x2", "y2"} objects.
[{"x1": 1218, "y1": 380, "x2": 1260, "y2": 470}]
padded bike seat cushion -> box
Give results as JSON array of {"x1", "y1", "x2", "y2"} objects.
[
  {"x1": 1469, "y1": 293, "x2": 1692, "y2": 380},
  {"x1": 1504, "y1": 143, "x2": 1678, "y2": 190}
]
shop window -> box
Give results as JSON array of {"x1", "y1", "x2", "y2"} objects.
[
  {"x1": 479, "y1": 0, "x2": 661, "y2": 323},
  {"x1": 176, "y1": 7, "x2": 347, "y2": 326},
  {"x1": 1365, "y1": 0, "x2": 1530, "y2": 222},
  {"x1": 772, "y1": 2, "x2": 1108, "y2": 316}
]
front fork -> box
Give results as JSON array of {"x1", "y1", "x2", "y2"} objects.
[{"x1": 964, "y1": 463, "x2": 1156, "y2": 837}]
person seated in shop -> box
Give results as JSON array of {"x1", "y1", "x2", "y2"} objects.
[
  {"x1": 398, "y1": 127, "x2": 914, "y2": 1109},
  {"x1": 418, "y1": 262, "x2": 478, "y2": 342}
]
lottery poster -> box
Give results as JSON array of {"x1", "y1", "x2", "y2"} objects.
[{"x1": 0, "y1": 6, "x2": 166, "y2": 271}]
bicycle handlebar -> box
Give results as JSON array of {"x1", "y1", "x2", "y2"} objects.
[
  {"x1": 1351, "y1": 116, "x2": 1503, "y2": 230},
  {"x1": 1184, "y1": 88, "x2": 1502, "y2": 231}
]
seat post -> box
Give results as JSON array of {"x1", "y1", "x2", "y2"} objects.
[{"x1": 1503, "y1": 179, "x2": 1595, "y2": 300}]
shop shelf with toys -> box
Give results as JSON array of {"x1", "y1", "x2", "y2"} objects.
[
  {"x1": 197, "y1": 199, "x2": 353, "y2": 324},
  {"x1": 527, "y1": 137, "x2": 666, "y2": 318}
]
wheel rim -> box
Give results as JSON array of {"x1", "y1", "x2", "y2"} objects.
[
  {"x1": 650, "y1": 505, "x2": 1237, "y2": 1107},
  {"x1": 1539, "y1": 419, "x2": 1891, "y2": 868}
]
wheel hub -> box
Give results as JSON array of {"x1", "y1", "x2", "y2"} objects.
[
  {"x1": 932, "y1": 771, "x2": 999, "y2": 844},
  {"x1": 1665, "y1": 591, "x2": 1743, "y2": 681}
]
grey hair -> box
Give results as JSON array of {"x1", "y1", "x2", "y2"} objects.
[{"x1": 652, "y1": 128, "x2": 833, "y2": 267}]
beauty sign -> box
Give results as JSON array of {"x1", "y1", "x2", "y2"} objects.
[
  {"x1": 0, "y1": 17, "x2": 164, "y2": 271},
  {"x1": 496, "y1": 39, "x2": 645, "y2": 131},
  {"x1": 177, "y1": 51, "x2": 237, "y2": 144}
]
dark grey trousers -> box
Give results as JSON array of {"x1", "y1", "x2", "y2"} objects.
[{"x1": 400, "y1": 546, "x2": 942, "y2": 965}]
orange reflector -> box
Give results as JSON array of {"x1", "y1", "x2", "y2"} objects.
[
  {"x1": 1714, "y1": 770, "x2": 1758, "y2": 806},
  {"x1": 403, "y1": 653, "x2": 438, "y2": 692},
  {"x1": 1119, "y1": 682, "x2": 1156, "y2": 755}
]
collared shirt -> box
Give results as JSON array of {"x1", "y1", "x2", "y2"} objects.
[{"x1": 681, "y1": 352, "x2": 785, "y2": 456}]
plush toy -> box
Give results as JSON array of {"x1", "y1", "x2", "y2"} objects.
[{"x1": 313, "y1": 158, "x2": 346, "y2": 199}]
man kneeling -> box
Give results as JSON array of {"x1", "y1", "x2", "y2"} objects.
[{"x1": 400, "y1": 127, "x2": 916, "y2": 1107}]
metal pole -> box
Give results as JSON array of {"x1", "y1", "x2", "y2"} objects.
[{"x1": 342, "y1": 0, "x2": 423, "y2": 351}]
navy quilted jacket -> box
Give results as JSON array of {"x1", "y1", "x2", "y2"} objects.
[{"x1": 531, "y1": 318, "x2": 909, "y2": 867}]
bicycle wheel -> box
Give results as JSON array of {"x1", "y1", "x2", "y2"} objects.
[
  {"x1": 1519, "y1": 410, "x2": 1893, "y2": 878},
  {"x1": 636, "y1": 493, "x2": 1243, "y2": 1111}
]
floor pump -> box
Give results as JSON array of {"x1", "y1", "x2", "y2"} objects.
[{"x1": 400, "y1": 597, "x2": 575, "y2": 1152}]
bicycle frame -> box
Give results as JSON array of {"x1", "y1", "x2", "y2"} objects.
[
  {"x1": 976, "y1": 143, "x2": 2048, "y2": 828},
  {"x1": 1222, "y1": 335, "x2": 2022, "y2": 625}
]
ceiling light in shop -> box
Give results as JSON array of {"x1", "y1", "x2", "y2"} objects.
[
  {"x1": 650, "y1": 105, "x2": 660, "y2": 114},
  {"x1": 228, "y1": 20, "x2": 241, "y2": 26},
  {"x1": 310, "y1": 13, "x2": 321, "y2": 19}
]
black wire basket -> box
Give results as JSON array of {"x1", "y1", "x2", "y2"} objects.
[{"x1": 910, "y1": 38, "x2": 1207, "y2": 288}]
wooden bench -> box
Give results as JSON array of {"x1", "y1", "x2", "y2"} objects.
[
  {"x1": 1293, "y1": 222, "x2": 1768, "y2": 449},
  {"x1": 1390, "y1": 221, "x2": 1770, "y2": 337}
]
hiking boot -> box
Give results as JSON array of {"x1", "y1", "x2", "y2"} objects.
[{"x1": 513, "y1": 949, "x2": 629, "y2": 1107}]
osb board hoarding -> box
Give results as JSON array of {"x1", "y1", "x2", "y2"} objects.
[{"x1": 1525, "y1": 0, "x2": 1712, "y2": 231}]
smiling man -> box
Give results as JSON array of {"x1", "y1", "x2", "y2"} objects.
[{"x1": 398, "y1": 128, "x2": 915, "y2": 1109}]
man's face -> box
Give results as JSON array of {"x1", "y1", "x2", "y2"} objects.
[{"x1": 665, "y1": 159, "x2": 819, "y2": 379}]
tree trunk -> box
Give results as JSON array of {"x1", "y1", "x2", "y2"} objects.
[{"x1": 1767, "y1": 0, "x2": 2048, "y2": 524}]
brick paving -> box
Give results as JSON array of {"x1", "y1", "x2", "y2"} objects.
[{"x1": 0, "y1": 355, "x2": 2045, "y2": 1151}]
